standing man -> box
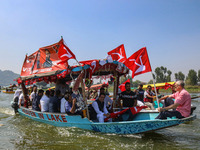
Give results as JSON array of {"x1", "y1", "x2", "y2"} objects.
[
  {"x1": 156, "y1": 80, "x2": 191, "y2": 119},
  {"x1": 118, "y1": 82, "x2": 137, "y2": 108}
]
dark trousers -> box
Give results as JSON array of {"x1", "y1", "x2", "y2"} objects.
[
  {"x1": 156, "y1": 110, "x2": 184, "y2": 119},
  {"x1": 163, "y1": 97, "x2": 174, "y2": 107}
]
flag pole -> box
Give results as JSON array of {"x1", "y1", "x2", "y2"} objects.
[{"x1": 151, "y1": 72, "x2": 160, "y2": 108}]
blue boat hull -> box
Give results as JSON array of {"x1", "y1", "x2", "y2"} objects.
[{"x1": 18, "y1": 107, "x2": 196, "y2": 134}]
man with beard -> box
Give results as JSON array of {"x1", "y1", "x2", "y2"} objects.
[{"x1": 118, "y1": 82, "x2": 137, "y2": 108}]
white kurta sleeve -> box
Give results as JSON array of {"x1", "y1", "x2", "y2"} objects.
[{"x1": 92, "y1": 101, "x2": 104, "y2": 115}]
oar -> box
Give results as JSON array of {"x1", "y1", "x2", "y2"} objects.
[{"x1": 191, "y1": 96, "x2": 200, "y2": 99}]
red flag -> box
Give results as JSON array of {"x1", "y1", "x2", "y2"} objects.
[
  {"x1": 164, "y1": 82, "x2": 174, "y2": 90},
  {"x1": 125, "y1": 47, "x2": 152, "y2": 78},
  {"x1": 58, "y1": 40, "x2": 76, "y2": 62},
  {"x1": 119, "y1": 79, "x2": 130, "y2": 92},
  {"x1": 107, "y1": 44, "x2": 127, "y2": 63},
  {"x1": 80, "y1": 60, "x2": 99, "y2": 78},
  {"x1": 104, "y1": 106, "x2": 147, "y2": 122}
]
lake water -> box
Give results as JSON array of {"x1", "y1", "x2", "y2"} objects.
[{"x1": 0, "y1": 92, "x2": 200, "y2": 150}]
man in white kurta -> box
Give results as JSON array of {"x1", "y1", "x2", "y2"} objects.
[{"x1": 92, "y1": 93, "x2": 111, "y2": 123}]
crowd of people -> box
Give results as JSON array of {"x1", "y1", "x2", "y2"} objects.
[
  {"x1": 14, "y1": 80, "x2": 191, "y2": 122},
  {"x1": 15, "y1": 85, "x2": 84, "y2": 117}
]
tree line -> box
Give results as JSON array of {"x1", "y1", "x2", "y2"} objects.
[{"x1": 120, "y1": 66, "x2": 200, "y2": 86}]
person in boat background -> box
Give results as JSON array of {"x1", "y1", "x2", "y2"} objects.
[
  {"x1": 135, "y1": 84, "x2": 145, "y2": 107},
  {"x1": 90, "y1": 93, "x2": 111, "y2": 123},
  {"x1": 159, "y1": 85, "x2": 176, "y2": 108},
  {"x1": 18, "y1": 89, "x2": 29, "y2": 108},
  {"x1": 49, "y1": 90, "x2": 62, "y2": 113},
  {"x1": 43, "y1": 49, "x2": 52, "y2": 68},
  {"x1": 32, "y1": 89, "x2": 44, "y2": 111},
  {"x1": 98, "y1": 87, "x2": 113, "y2": 112},
  {"x1": 64, "y1": 92, "x2": 82, "y2": 116},
  {"x1": 13, "y1": 89, "x2": 22, "y2": 103},
  {"x1": 40, "y1": 90, "x2": 50, "y2": 112},
  {"x1": 90, "y1": 89, "x2": 98, "y2": 100},
  {"x1": 49, "y1": 89, "x2": 55, "y2": 98},
  {"x1": 118, "y1": 82, "x2": 137, "y2": 108},
  {"x1": 55, "y1": 78, "x2": 69, "y2": 97},
  {"x1": 144, "y1": 85, "x2": 155, "y2": 110},
  {"x1": 156, "y1": 80, "x2": 191, "y2": 119},
  {"x1": 71, "y1": 87, "x2": 83, "y2": 101},
  {"x1": 136, "y1": 84, "x2": 144, "y2": 102},
  {"x1": 60, "y1": 92, "x2": 68, "y2": 113},
  {"x1": 71, "y1": 87, "x2": 85, "y2": 111},
  {"x1": 30, "y1": 85, "x2": 37, "y2": 105}
]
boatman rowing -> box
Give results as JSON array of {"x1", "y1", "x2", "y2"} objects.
[{"x1": 156, "y1": 80, "x2": 191, "y2": 119}]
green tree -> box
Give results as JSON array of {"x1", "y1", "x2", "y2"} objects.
[
  {"x1": 166, "y1": 70, "x2": 172, "y2": 82},
  {"x1": 154, "y1": 66, "x2": 172, "y2": 83},
  {"x1": 174, "y1": 71, "x2": 185, "y2": 81},
  {"x1": 148, "y1": 80, "x2": 153, "y2": 84},
  {"x1": 198, "y1": 70, "x2": 200, "y2": 82},
  {"x1": 120, "y1": 74, "x2": 133, "y2": 86},
  {"x1": 132, "y1": 80, "x2": 142, "y2": 87},
  {"x1": 186, "y1": 69, "x2": 197, "y2": 85}
]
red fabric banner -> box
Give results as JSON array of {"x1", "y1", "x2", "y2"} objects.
[
  {"x1": 125, "y1": 47, "x2": 152, "y2": 78},
  {"x1": 20, "y1": 40, "x2": 69, "y2": 78},
  {"x1": 107, "y1": 44, "x2": 127, "y2": 63},
  {"x1": 104, "y1": 106, "x2": 147, "y2": 122}
]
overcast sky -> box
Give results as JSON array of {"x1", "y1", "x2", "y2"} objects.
[{"x1": 0, "y1": 0, "x2": 199, "y2": 82}]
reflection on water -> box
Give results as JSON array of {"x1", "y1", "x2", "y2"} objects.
[{"x1": 0, "y1": 92, "x2": 200, "y2": 150}]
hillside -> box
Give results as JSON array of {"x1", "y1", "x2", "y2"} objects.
[{"x1": 0, "y1": 70, "x2": 20, "y2": 86}]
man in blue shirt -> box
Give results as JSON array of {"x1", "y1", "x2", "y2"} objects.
[{"x1": 49, "y1": 90, "x2": 61, "y2": 113}]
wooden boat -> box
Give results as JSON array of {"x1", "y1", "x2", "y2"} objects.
[
  {"x1": 12, "y1": 38, "x2": 196, "y2": 134},
  {"x1": 18, "y1": 106, "x2": 196, "y2": 134},
  {"x1": 3, "y1": 90, "x2": 15, "y2": 94},
  {"x1": 3, "y1": 84, "x2": 17, "y2": 94}
]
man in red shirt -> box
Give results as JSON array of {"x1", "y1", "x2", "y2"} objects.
[{"x1": 156, "y1": 80, "x2": 191, "y2": 119}]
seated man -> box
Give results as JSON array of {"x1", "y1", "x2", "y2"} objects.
[
  {"x1": 98, "y1": 87, "x2": 113, "y2": 112},
  {"x1": 49, "y1": 90, "x2": 62, "y2": 113},
  {"x1": 71, "y1": 87, "x2": 85, "y2": 111},
  {"x1": 60, "y1": 92, "x2": 67, "y2": 113},
  {"x1": 91, "y1": 93, "x2": 111, "y2": 123},
  {"x1": 30, "y1": 85, "x2": 37, "y2": 105},
  {"x1": 40, "y1": 90, "x2": 50, "y2": 112},
  {"x1": 64, "y1": 93, "x2": 82, "y2": 115},
  {"x1": 32, "y1": 89, "x2": 44, "y2": 111},
  {"x1": 144, "y1": 85, "x2": 155, "y2": 110},
  {"x1": 136, "y1": 84, "x2": 145, "y2": 106},
  {"x1": 156, "y1": 80, "x2": 191, "y2": 119},
  {"x1": 118, "y1": 82, "x2": 137, "y2": 108}
]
